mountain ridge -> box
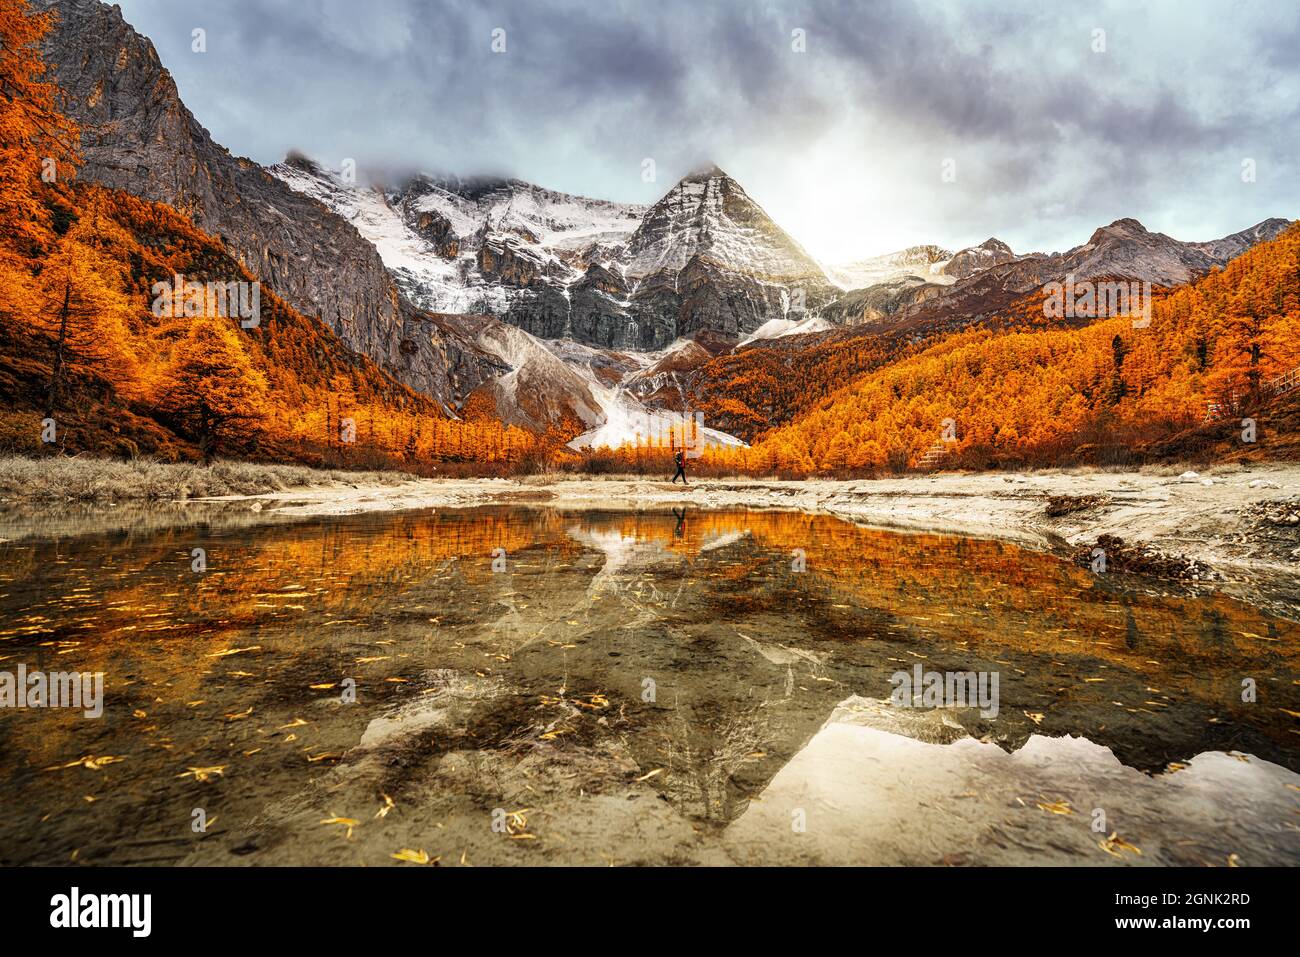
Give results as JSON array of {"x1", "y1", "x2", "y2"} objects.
[
  {"x1": 276, "y1": 156, "x2": 842, "y2": 351},
  {"x1": 36, "y1": 0, "x2": 507, "y2": 411}
]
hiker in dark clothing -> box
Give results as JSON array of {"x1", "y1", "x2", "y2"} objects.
[
  {"x1": 672, "y1": 506, "x2": 687, "y2": 537},
  {"x1": 671, "y1": 449, "x2": 688, "y2": 485}
]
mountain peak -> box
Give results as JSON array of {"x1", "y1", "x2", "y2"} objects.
[
  {"x1": 283, "y1": 150, "x2": 324, "y2": 176},
  {"x1": 1091, "y1": 217, "x2": 1149, "y2": 240},
  {"x1": 679, "y1": 163, "x2": 733, "y2": 184},
  {"x1": 1085, "y1": 218, "x2": 1154, "y2": 247}
]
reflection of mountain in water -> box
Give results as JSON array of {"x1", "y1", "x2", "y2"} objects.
[
  {"x1": 724, "y1": 695, "x2": 1300, "y2": 865},
  {"x1": 1, "y1": 505, "x2": 1296, "y2": 865}
]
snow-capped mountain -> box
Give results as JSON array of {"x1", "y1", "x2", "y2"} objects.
[
  {"x1": 874, "y1": 217, "x2": 1293, "y2": 336},
  {"x1": 270, "y1": 156, "x2": 644, "y2": 319},
  {"x1": 46, "y1": 0, "x2": 1292, "y2": 462},
  {"x1": 593, "y1": 165, "x2": 840, "y2": 348},
  {"x1": 269, "y1": 157, "x2": 772, "y2": 449},
  {"x1": 274, "y1": 159, "x2": 839, "y2": 352},
  {"x1": 269, "y1": 157, "x2": 1292, "y2": 442},
  {"x1": 937, "y1": 238, "x2": 1019, "y2": 280},
  {"x1": 826, "y1": 239, "x2": 1020, "y2": 291},
  {"x1": 825, "y1": 244, "x2": 955, "y2": 290}
]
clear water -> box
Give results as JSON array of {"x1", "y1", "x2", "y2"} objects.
[{"x1": 0, "y1": 506, "x2": 1296, "y2": 866}]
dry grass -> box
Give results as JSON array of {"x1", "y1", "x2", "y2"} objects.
[{"x1": 0, "y1": 455, "x2": 417, "y2": 502}]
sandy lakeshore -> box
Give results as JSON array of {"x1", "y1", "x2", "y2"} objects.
[{"x1": 196, "y1": 463, "x2": 1300, "y2": 616}]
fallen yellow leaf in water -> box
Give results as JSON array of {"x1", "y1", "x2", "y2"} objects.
[
  {"x1": 206, "y1": 646, "x2": 261, "y2": 658},
  {"x1": 45, "y1": 755, "x2": 125, "y2": 772},
  {"x1": 375, "y1": 794, "x2": 396, "y2": 819},
  {"x1": 224, "y1": 707, "x2": 254, "y2": 721},
  {"x1": 178, "y1": 766, "x2": 225, "y2": 783},
  {"x1": 634, "y1": 768, "x2": 665, "y2": 782},
  {"x1": 1099, "y1": 832, "x2": 1142, "y2": 857},
  {"x1": 309, "y1": 683, "x2": 336, "y2": 690},
  {"x1": 1036, "y1": 799, "x2": 1074, "y2": 815},
  {"x1": 1024, "y1": 712, "x2": 1044, "y2": 725},
  {"x1": 391, "y1": 848, "x2": 435, "y2": 864},
  {"x1": 320, "y1": 815, "x2": 359, "y2": 839},
  {"x1": 279, "y1": 718, "x2": 309, "y2": 729}
]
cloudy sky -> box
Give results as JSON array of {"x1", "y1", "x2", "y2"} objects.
[{"x1": 115, "y1": 0, "x2": 1299, "y2": 264}]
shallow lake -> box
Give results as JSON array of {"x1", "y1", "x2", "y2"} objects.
[{"x1": 0, "y1": 506, "x2": 1297, "y2": 865}]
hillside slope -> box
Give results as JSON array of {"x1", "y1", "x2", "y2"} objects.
[
  {"x1": 0, "y1": 181, "x2": 536, "y2": 468},
  {"x1": 701, "y1": 223, "x2": 1300, "y2": 472},
  {"x1": 35, "y1": 0, "x2": 507, "y2": 408}
]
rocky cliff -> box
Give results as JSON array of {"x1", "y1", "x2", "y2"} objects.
[
  {"x1": 275, "y1": 159, "x2": 840, "y2": 351},
  {"x1": 598, "y1": 165, "x2": 840, "y2": 349},
  {"x1": 37, "y1": 0, "x2": 503, "y2": 408}
]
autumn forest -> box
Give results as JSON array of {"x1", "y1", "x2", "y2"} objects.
[{"x1": 2, "y1": 0, "x2": 1297, "y2": 479}]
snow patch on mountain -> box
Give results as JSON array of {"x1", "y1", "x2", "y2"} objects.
[
  {"x1": 826, "y1": 245, "x2": 956, "y2": 291},
  {"x1": 619, "y1": 166, "x2": 827, "y2": 285},
  {"x1": 567, "y1": 392, "x2": 747, "y2": 453},
  {"x1": 270, "y1": 157, "x2": 645, "y2": 315},
  {"x1": 545, "y1": 333, "x2": 746, "y2": 453},
  {"x1": 738, "y1": 314, "x2": 833, "y2": 346}
]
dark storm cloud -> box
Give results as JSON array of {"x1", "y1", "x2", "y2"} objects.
[{"x1": 113, "y1": 0, "x2": 1299, "y2": 261}]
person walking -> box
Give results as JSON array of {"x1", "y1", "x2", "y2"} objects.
[
  {"x1": 672, "y1": 506, "x2": 687, "y2": 537},
  {"x1": 671, "y1": 448, "x2": 688, "y2": 485}
]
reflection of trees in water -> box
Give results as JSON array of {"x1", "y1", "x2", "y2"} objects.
[
  {"x1": 1200, "y1": 606, "x2": 1230, "y2": 649},
  {"x1": 658, "y1": 703, "x2": 771, "y2": 824}
]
